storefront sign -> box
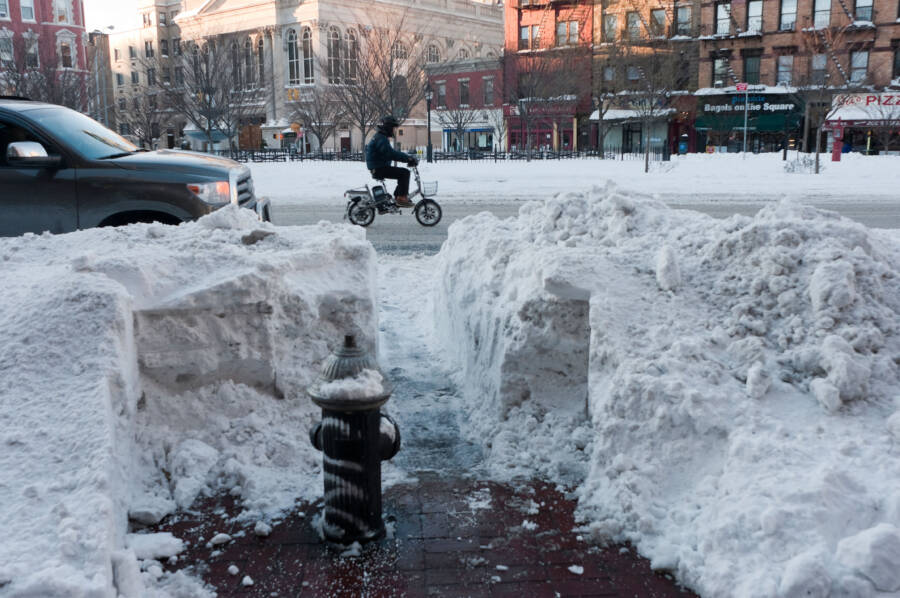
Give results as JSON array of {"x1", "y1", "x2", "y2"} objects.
[
  {"x1": 832, "y1": 93, "x2": 900, "y2": 108},
  {"x1": 695, "y1": 92, "x2": 802, "y2": 132}
]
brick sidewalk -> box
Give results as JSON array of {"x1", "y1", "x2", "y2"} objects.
[{"x1": 153, "y1": 473, "x2": 697, "y2": 597}]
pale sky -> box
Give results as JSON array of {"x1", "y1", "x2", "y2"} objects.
[{"x1": 83, "y1": 0, "x2": 140, "y2": 32}]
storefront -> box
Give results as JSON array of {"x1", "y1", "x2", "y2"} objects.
[
  {"x1": 693, "y1": 87, "x2": 803, "y2": 153},
  {"x1": 589, "y1": 108, "x2": 672, "y2": 155},
  {"x1": 825, "y1": 92, "x2": 900, "y2": 156}
]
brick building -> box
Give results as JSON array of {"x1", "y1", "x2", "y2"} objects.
[
  {"x1": 504, "y1": 0, "x2": 594, "y2": 151},
  {"x1": 0, "y1": 0, "x2": 88, "y2": 108},
  {"x1": 427, "y1": 57, "x2": 504, "y2": 151}
]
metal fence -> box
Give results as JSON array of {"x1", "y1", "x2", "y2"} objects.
[{"x1": 204, "y1": 145, "x2": 669, "y2": 163}]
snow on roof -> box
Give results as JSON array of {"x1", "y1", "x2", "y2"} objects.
[
  {"x1": 589, "y1": 108, "x2": 676, "y2": 121},
  {"x1": 695, "y1": 84, "x2": 798, "y2": 95}
]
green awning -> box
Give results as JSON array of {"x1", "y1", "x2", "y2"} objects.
[{"x1": 695, "y1": 112, "x2": 803, "y2": 131}]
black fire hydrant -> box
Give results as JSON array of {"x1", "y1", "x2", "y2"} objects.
[{"x1": 307, "y1": 335, "x2": 401, "y2": 545}]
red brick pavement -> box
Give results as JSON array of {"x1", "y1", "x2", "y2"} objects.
[{"x1": 150, "y1": 474, "x2": 698, "y2": 597}]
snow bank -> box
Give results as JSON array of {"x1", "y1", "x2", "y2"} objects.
[
  {"x1": 0, "y1": 206, "x2": 377, "y2": 596},
  {"x1": 433, "y1": 184, "x2": 900, "y2": 597}
]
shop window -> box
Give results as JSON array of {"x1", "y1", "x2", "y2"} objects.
[
  {"x1": 811, "y1": 53, "x2": 827, "y2": 84},
  {"x1": 713, "y1": 57, "x2": 729, "y2": 85},
  {"x1": 627, "y1": 12, "x2": 641, "y2": 40},
  {"x1": 676, "y1": 5, "x2": 692, "y2": 35},
  {"x1": 850, "y1": 50, "x2": 868, "y2": 82},
  {"x1": 854, "y1": 0, "x2": 872, "y2": 20},
  {"x1": 716, "y1": 2, "x2": 731, "y2": 34},
  {"x1": 459, "y1": 79, "x2": 470, "y2": 106},
  {"x1": 780, "y1": 0, "x2": 797, "y2": 30},
  {"x1": 813, "y1": 0, "x2": 831, "y2": 27},
  {"x1": 776, "y1": 54, "x2": 794, "y2": 84},
  {"x1": 650, "y1": 10, "x2": 666, "y2": 36},
  {"x1": 744, "y1": 54, "x2": 761, "y2": 84},
  {"x1": 747, "y1": 0, "x2": 762, "y2": 33},
  {"x1": 604, "y1": 14, "x2": 618, "y2": 41}
]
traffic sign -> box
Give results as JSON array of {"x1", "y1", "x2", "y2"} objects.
[{"x1": 736, "y1": 82, "x2": 748, "y2": 91}]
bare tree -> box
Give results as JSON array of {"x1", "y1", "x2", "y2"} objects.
[
  {"x1": 0, "y1": 35, "x2": 86, "y2": 110},
  {"x1": 117, "y1": 93, "x2": 170, "y2": 148},
  {"x1": 286, "y1": 84, "x2": 344, "y2": 151},
  {"x1": 217, "y1": 36, "x2": 270, "y2": 152},
  {"x1": 484, "y1": 106, "x2": 509, "y2": 152},
  {"x1": 433, "y1": 80, "x2": 480, "y2": 151}
]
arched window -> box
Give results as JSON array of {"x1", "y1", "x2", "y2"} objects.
[
  {"x1": 243, "y1": 37, "x2": 254, "y2": 89},
  {"x1": 391, "y1": 41, "x2": 408, "y2": 61},
  {"x1": 286, "y1": 29, "x2": 300, "y2": 85},
  {"x1": 343, "y1": 29, "x2": 358, "y2": 84},
  {"x1": 327, "y1": 26, "x2": 341, "y2": 84},
  {"x1": 231, "y1": 41, "x2": 242, "y2": 88},
  {"x1": 257, "y1": 38, "x2": 265, "y2": 86},
  {"x1": 457, "y1": 48, "x2": 469, "y2": 60},
  {"x1": 426, "y1": 44, "x2": 440, "y2": 64},
  {"x1": 302, "y1": 27, "x2": 314, "y2": 84}
]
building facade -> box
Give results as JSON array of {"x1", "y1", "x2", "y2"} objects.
[
  {"x1": 0, "y1": 0, "x2": 88, "y2": 107},
  {"x1": 427, "y1": 57, "x2": 504, "y2": 151},
  {"x1": 172, "y1": 0, "x2": 504, "y2": 152}
]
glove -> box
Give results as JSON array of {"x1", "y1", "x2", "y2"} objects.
[{"x1": 407, "y1": 158, "x2": 418, "y2": 167}]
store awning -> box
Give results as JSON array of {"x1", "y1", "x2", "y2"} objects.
[{"x1": 825, "y1": 94, "x2": 900, "y2": 127}]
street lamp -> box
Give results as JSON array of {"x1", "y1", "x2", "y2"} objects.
[{"x1": 425, "y1": 83, "x2": 434, "y2": 163}]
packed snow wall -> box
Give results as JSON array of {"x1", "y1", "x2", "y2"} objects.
[
  {"x1": 433, "y1": 184, "x2": 900, "y2": 597},
  {"x1": 0, "y1": 207, "x2": 378, "y2": 597}
]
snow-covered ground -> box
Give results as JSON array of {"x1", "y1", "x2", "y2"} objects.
[
  {"x1": 434, "y1": 184, "x2": 900, "y2": 597},
  {"x1": 253, "y1": 152, "x2": 900, "y2": 206}
]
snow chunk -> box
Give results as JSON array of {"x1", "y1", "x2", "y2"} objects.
[
  {"x1": 254, "y1": 521, "x2": 272, "y2": 537},
  {"x1": 228, "y1": 565, "x2": 240, "y2": 576},
  {"x1": 568, "y1": 564, "x2": 584, "y2": 575},
  {"x1": 655, "y1": 244, "x2": 681, "y2": 291},
  {"x1": 777, "y1": 549, "x2": 831, "y2": 598},
  {"x1": 836, "y1": 524, "x2": 900, "y2": 591},
  {"x1": 125, "y1": 532, "x2": 184, "y2": 560},
  {"x1": 316, "y1": 368, "x2": 385, "y2": 400},
  {"x1": 209, "y1": 533, "x2": 232, "y2": 546},
  {"x1": 170, "y1": 439, "x2": 219, "y2": 508},
  {"x1": 241, "y1": 575, "x2": 254, "y2": 586}
]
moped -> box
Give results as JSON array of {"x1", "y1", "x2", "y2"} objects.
[{"x1": 343, "y1": 165, "x2": 442, "y2": 227}]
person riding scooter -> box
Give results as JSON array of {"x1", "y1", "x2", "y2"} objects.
[{"x1": 365, "y1": 115, "x2": 418, "y2": 207}]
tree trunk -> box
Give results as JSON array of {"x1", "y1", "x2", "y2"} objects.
[
  {"x1": 814, "y1": 124, "x2": 822, "y2": 174},
  {"x1": 643, "y1": 122, "x2": 650, "y2": 174}
]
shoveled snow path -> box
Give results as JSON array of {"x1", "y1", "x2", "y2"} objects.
[{"x1": 376, "y1": 253, "x2": 484, "y2": 479}]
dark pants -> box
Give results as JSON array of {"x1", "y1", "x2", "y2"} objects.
[{"x1": 371, "y1": 166, "x2": 410, "y2": 198}]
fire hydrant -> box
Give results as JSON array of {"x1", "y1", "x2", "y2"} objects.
[{"x1": 307, "y1": 335, "x2": 401, "y2": 545}]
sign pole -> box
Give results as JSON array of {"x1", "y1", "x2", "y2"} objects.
[{"x1": 737, "y1": 82, "x2": 749, "y2": 156}]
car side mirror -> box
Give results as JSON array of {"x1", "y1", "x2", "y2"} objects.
[{"x1": 7, "y1": 141, "x2": 62, "y2": 168}]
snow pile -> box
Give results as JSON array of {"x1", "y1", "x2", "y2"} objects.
[
  {"x1": 315, "y1": 368, "x2": 385, "y2": 400},
  {"x1": 0, "y1": 206, "x2": 378, "y2": 597},
  {"x1": 433, "y1": 184, "x2": 900, "y2": 597}
]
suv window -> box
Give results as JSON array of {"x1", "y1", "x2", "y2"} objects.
[
  {"x1": 0, "y1": 118, "x2": 40, "y2": 167},
  {"x1": 24, "y1": 106, "x2": 137, "y2": 160}
]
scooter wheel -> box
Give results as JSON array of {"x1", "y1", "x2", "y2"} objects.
[
  {"x1": 414, "y1": 199, "x2": 442, "y2": 227},
  {"x1": 348, "y1": 202, "x2": 375, "y2": 227}
]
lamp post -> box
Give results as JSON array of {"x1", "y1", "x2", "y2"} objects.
[{"x1": 425, "y1": 83, "x2": 434, "y2": 163}]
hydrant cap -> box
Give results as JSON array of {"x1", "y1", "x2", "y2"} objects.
[{"x1": 306, "y1": 335, "x2": 393, "y2": 410}]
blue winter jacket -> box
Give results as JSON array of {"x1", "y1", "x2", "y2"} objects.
[{"x1": 365, "y1": 132, "x2": 412, "y2": 170}]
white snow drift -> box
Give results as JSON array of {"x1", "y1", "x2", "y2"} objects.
[
  {"x1": 0, "y1": 207, "x2": 377, "y2": 597},
  {"x1": 434, "y1": 184, "x2": 900, "y2": 597}
]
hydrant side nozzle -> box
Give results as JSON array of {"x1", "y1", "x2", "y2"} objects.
[
  {"x1": 379, "y1": 413, "x2": 401, "y2": 461},
  {"x1": 309, "y1": 422, "x2": 323, "y2": 452}
]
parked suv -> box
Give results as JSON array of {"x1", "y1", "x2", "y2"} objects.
[{"x1": 0, "y1": 97, "x2": 270, "y2": 236}]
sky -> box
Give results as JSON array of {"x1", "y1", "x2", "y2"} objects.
[{"x1": 83, "y1": 0, "x2": 140, "y2": 32}]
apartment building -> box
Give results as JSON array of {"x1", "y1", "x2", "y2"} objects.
[
  {"x1": 0, "y1": 0, "x2": 88, "y2": 107},
  {"x1": 173, "y1": 0, "x2": 504, "y2": 152},
  {"x1": 503, "y1": 0, "x2": 594, "y2": 150},
  {"x1": 426, "y1": 56, "x2": 504, "y2": 151}
]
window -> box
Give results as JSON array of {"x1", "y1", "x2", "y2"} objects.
[
  {"x1": 813, "y1": 0, "x2": 830, "y2": 27},
  {"x1": 556, "y1": 20, "x2": 578, "y2": 46},
  {"x1": 20, "y1": 0, "x2": 34, "y2": 21},
  {"x1": 327, "y1": 27, "x2": 341, "y2": 83},
  {"x1": 145, "y1": 41, "x2": 154, "y2": 58},
  {"x1": 148, "y1": 94, "x2": 156, "y2": 109},
  {"x1": 716, "y1": 2, "x2": 731, "y2": 34},
  {"x1": 55, "y1": 0, "x2": 72, "y2": 23},
  {"x1": 811, "y1": 53, "x2": 827, "y2": 84},
  {"x1": 114, "y1": 48, "x2": 121, "y2": 60},
  {"x1": 24, "y1": 37, "x2": 37, "y2": 66},
  {"x1": 604, "y1": 65, "x2": 615, "y2": 81},
  {"x1": 458, "y1": 48, "x2": 469, "y2": 59},
  {"x1": 427, "y1": 44, "x2": 440, "y2": 64},
  {"x1": 650, "y1": 9, "x2": 666, "y2": 36},
  {"x1": 129, "y1": 45, "x2": 136, "y2": 59},
  {"x1": 676, "y1": 5, "x2": 692, "y2": 35},
  {"x1": 604, "y1": 14, "x2": 618, "y2": 41},
  {"x1": 159, "y1": 12, "x2": 166, "y2": 26},
  {"x1": 776, "y1": 54, "x2": 793, "y2": 84},
  {"x1": 850, "y1": 50, "x2": 868, "y2": 82},
  {"x1": 747, "y1": 0, "x2": 762, "y2": 33},
  {"x1": 0, "y1": 0, "x2": 7, "y2": 18},
  {"x1": 342, "y1": 30, "x2": 357, "y2": 83},
  {"x1": 302, "y1": 27, "x2": 314, "y2": 84},
  {"x1": 713, "y1": 57, "x2": 729, "y2": 85},
  {"x1": 131, "y1": 71, "x2": 139, "y2": 84},
  {"x1": 287, "y1": 29, "x2": 301, "y2": 85},
  {"x1": 243, "y1": 38, "x2": 254, "y2": 88},
  {"x1": 173, "y1": 38, "x2": 181, "y2": 56},
  {"x1": 160, "y1": 40, "x2": 168, "y2": 56},
  {"x1": 627, "y1": 65, "x2": 641, "y2": 81},
  {"x1": 531, "y1": 25, "x2": 540, "y2": 48},
  {"x1": 142, "y1": 12, "x2": 151, "y2": 27},
  {"x1": 0, "y1": 36, "x2": 11, "y2": 64},
  {"x1": 118, "y1": 97, "x2": 126, "y2": 110},
  {"x1": 258, "y1": 38, "x2": 266, "y2": 85},
  {"x1": 174, "y1": 66, "x2": 183, "y2": 85},
  {"x1": 163, "y1": 67, "x2": 171, "y2": 84},
  {"x1": 855, "y1": 0, "x2": 872, "y2": 20},
  {"x1": 627, "y1": 12, "x2": 641, "y2": 39},
  {"x1": 894, "y1": 48, "x2": 900, "y2": 79},
  {"x1": 519, "y1": 25, "x2": 529, "y2": 50},
  {"x1": 132, "y1": 97, "x2": 140, "y2": 110},
  {"x1": 60, "y1": 42, "x2": 73, "y2": 68},
  {"x1": 116, "y1": 72, "x2": 125, "y2": 86},
  {"x1": 744, "y1": 53, "x2": 761, "y2": 83},
  {"x1": 520, "y1": 25, "x2": 540, "y2": 49},
  {"x1": 780, "y1": 0, "x2": 796, "y2": 30},
  {"x1": 437, "y1": 81, "x2": 446, "y2": 107},
  {"x1": 483, "y1": 76, "x2": 494, "y2": 105},
  {"x1": 392, "y1": 42, "x2": 408, "y2": 60},
  {"x1": 459, "y1": 79, "x2": 470, "y2": 106},
  {"x1": 147, "y1": 67, "x2": 156, "y2": 85},
  {"x1": 119, "y1": 123, "x2": 131, "y2": 136}
]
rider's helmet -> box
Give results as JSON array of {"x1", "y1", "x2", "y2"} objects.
[{"x1": 378, "y1": 115, "x2": 400, "y2": 137}]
